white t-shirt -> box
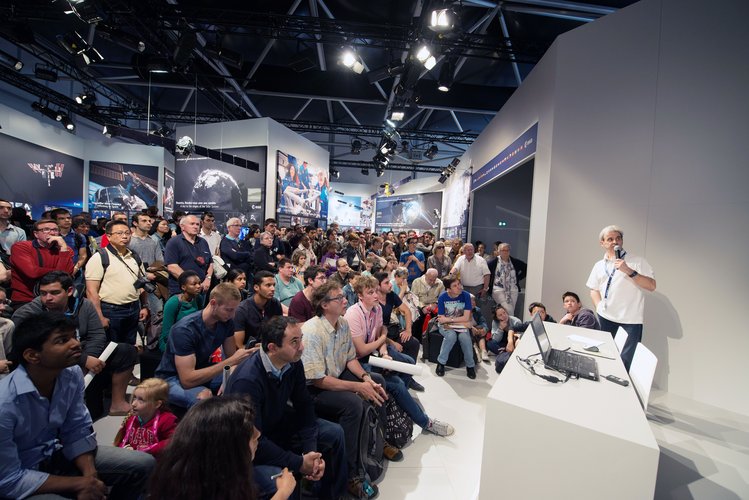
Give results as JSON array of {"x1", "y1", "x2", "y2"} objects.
[
  {"x1": 451, "y1": 254, "x2": 490, "y2": 287},
  {"x1": 586, "y1": 253, "x2": 654, "y2": 324}
]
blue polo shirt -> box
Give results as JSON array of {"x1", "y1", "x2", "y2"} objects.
[
  {"x1": 155, "y1": 311, "x2": 234, "y2": 379},
  {"x1": 399, "y1": 250, "x2": 425, "y2": 283},
  {"x1": 164, "y1": 233, "x2": 213, "y2": 294}
]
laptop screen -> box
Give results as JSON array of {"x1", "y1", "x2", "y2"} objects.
[{"x1": 530, "y1": 312, "x2": 552, "y2": 363}]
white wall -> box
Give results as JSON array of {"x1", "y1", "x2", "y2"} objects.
[
  {"x1": 464, "y1": 0, "x2": 749, "y2": 415},
  {"x1": 177, "y1": 118, "x2": 330, "y2": 219}
]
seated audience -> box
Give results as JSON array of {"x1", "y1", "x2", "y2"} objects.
[
  {"x1": 300, "y1": 281, "x2": 393, "y2": 499},
  {"x1": 435, "y1": 276, "x2": 477, "y2": 379},
  {"x1": 558, "y1": 291, "x2": 599, "y2": 330},
  {"x1": 410, "y1": 268, "x2": 445, "y2": 339},
  {"x1": 0, "y1": 312, "x2": 154, "y2": 499},
  {"x1": 223, "y1": 267, "x2": 249, "y2": 300},
  {"x1": 160, "y1": 270, "x2": 204, "y2": 352},
  {"x1": 226, "y1": 316, "x2": 347, "y2": 499},
  {"x1": 234, "y1": 271, "x2": 283, "y2": 349},
  {"x1": 398, "y1": 237, "x2": 426, "y2": 285},
  {"x1": 291, "y1": 248, "x2": 308, "y2": 280},
  {"x1": 155, "y1": 283, "x2": 252, "y2": 408},
  {"x1": 254, "y1": 231, "x2": 279, "y2": 273},
  {"x1": 469, "y1": 294, "x2": 490, "y2": 362},
  {"x1": 288, "y1": 265, "x2": 326, "y2": 323},
  {"x1": 12, "y1": 271, "x2": 137, "y2": 418},
  {"x1": 10, "y1": 219, "x2": 74, "y2": 308},
  {"x1": 164, "y1": 214, "x2": 213, "y2": 296},
  {"x1": 148, "y1": 396, "x2": 295, "y2": 500},
  {"x1": 114, "y1": 378, "x2": 178, "y2": 457},
  {"x1": 374, "y1": 272, "x2": 421, "y2": 382},
  {"x1": 328, "y1": 257, "x2": 351, "y2": 288},
  {"x1": 345, "y1": 275, "x2": 454, "y2": 437},
  {"x1": 486, "y1": 305, "x2": 523, "y2": 355}
]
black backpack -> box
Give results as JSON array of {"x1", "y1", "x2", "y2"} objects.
[
  {"x1": 358, "y1": 400, "x2": 385, "y2": 482},
  {"x1": 384, "y1": 397, "x2": 413, "y2": 449}
]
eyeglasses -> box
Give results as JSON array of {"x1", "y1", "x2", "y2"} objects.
[
  {"x1": 228, "y1": 224, "x2": 241, "y2": 227},
  {"x1": 109, "y1": 231, "x2": 131, "y2": 237},
  {"x1": 36, "y1": 227, "x2": 59, "y2": 233},
  {"x1": 325, "y1": 294, "x2": 345, "y2": 302}
]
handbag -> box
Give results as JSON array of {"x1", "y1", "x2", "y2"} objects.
[
  {"x1": 384, "y1": 397, "x2": 413, "y2": 449},
  {"x1": 402, "y1": 291, "x2": 422, "y2": 321}
]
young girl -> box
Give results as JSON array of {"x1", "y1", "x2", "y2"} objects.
[
  {"x1": 160, "y1": 271, "x2": 204, "y2": 352},
  {"x1": 114, "y1": 378, "x2": 178, "y2": 457},
  {"x1": 224, "y1": 268, "x2": 249, "y2": 301}
]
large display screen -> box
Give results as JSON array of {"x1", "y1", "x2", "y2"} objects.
[
  {"x1": 329, "y1": 194, "x2": 366, "y2": 228},
  {"x1": 441, "y1": 170, "x2": 471, "y2": 240},
  {"x1": 163, "y1": 170, "x2": 175, "y2": 220},
  {"x1": 174, "y1": 146, "x2": 266, "y2": 230},
  {"x1": 88, "y1": 161, "x2": 159, "y2": 220},
  {"x1": 374, "y1": 192, "x2": 442, "y2": 233},
  {"x1": 0, "y1": 133, "x2": 84, "y2": 219},
  {"x1": 276, "y1": 150, "x2": 329, "y2": 221}
]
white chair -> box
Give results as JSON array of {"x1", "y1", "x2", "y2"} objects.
[
  {"x1": 630, "y1": 342, "x2": 658, "y2": 411},
  {"x1": 614, "y1": 327, "x2": 628, "y2": 353}
]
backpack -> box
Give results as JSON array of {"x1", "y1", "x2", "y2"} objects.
[
  {"x1": 358, "y1": 400, "x2": 385, "y2": 482},
  {"x1": 384, "y1": 397, "x2": 413, "y2": 449}
]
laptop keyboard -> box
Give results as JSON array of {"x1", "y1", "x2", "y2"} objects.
[{"x1": 549, "y1": 349, "x2": 592, "y2": 374}]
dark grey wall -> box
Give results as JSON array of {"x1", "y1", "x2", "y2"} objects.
[{"x1": 469, "y1": 159, "x2": 534, "y2": 263}]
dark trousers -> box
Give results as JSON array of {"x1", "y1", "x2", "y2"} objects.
[
  {"x1": 101, "y1": 301, "x2": 140, "y2": 345},
  {"x1": 254, "y1": 418, "x2": 347, "y2": 500},
  {"x1": 386, "y1": 323, "x2": 421, "y2": 362},
  {"x1": 598, "y1": 316, "x2": 643, "y2": 372},
  {"x1": 309, "y1": 369, "x2": 386, "y2": 479}
]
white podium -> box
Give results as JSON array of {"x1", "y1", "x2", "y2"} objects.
[{"x1": 479, "y1": 322, "x2": 659, "y2": 500}]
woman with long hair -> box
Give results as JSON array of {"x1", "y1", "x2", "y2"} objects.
[
  {"x1": 149, "y1": 218, "x2": 172, "y2": 253},
  {"x1": 427, "y1": 241, "x2": 453, "y2": 279},
  {"x1": 382, "y1": 241, "x2": 396, "y2": 261},
  {"x1": 149, "y1": 396, "x2": 295, "y2": 500}
]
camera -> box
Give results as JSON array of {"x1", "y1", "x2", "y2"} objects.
[{"x1": 133, "y1": 277, "x2": 157, "y2": 294}]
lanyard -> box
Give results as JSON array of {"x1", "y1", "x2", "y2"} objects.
[{"x1": 107, "y1": 245, "x2": 143, "y2": 280}]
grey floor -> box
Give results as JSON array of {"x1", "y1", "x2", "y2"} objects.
[{"x1": 93, "y1": 364, "x2": 749, "y2": 499}]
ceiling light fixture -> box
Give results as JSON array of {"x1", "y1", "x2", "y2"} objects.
[
  {"x1": 340, "y1": 48, "x2": 364, "y2": 74},
  {"x1": 351, "y1": 139, "x2": 362, "y2": 155},
  {"x1": 34, "y1": 65, "x2": 58, "y2": 82},
  {"x1": 97, "y1": 23, "x2": 145, "y2": 53},
  {"x1": 330, "y1": 168, "x2": 340, "y2": 179},
  {"x1": 0, "y1": 49, "x2": 23, "y2": 71},
  {"x1": 361, "y1": 167, "x2": 369, "y2": 176},
  {"x1": 438, "y1": 60, "x2": 454, "y2": 92},
  {"x1": 424, "y1": 144, "x2": 439, "y2": 160},
  {"x1": 390, "y1": 108, "x2": 405, "y2": 121},
  {"x1": 429, "y1": 8, "x2": 457, "y2": 33},
  {"x1": 75, "y1": 91, "x2": 96, "y2": 108}
]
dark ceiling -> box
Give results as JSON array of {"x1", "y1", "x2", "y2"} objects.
[{"x1": 0, "y1": 0, "x2": 636, "y2": 182}]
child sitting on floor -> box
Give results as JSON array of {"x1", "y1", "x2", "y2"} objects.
[{"x1": 114, "y1": 378, "x2": 178, "y2": 457}]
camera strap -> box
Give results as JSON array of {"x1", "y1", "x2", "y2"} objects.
[{"x1": 104, "y1": 244, "x2": 144, "y2": 281}]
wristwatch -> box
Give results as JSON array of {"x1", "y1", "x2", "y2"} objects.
[{"x1": 628, "y1": 270, "x2": 639, "y2": 278}]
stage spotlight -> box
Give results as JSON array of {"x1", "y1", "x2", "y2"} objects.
[
  {"x1": 390, "y1": 108, "x2": 405, "y2": 121},
  {"x1": 102, "y1": 125, "x2": 112, "y2": 138},
  {"x1": 416, "y1": 45, "x2": 431, "y2": 63},
  {"x1": 0, "y1": 49, "x2": 23, "y2": 71},
  {"x1": 401, "y1": 140, "x2": 409, "y2": 153},
  {"x1": 66, "y1": 0, "x2": 103, "y2": 24},
  {"x1": 97, "y1": 23, "x2": 145, "y2": 53},
  {"x1": 57, "y1": 31, "x2": 88, "y2": 55},
  {"x1": 429, "y1": 8, "x2": 457, "y2": 33},
  {"x1": 34, "y1": 65, "x2": 58, "y2": 82},
  {"x1": 31, "y1": 102, "x2": 60, "y2": 122},
  {"x1": 330, "y1": 168, "x2": 340, "y2": 179},
  {"x1": 424, "y1": 144, "x2": 438, "y2": 160},
  {"x1": 438, "y1": 61, "x2": 454, "y2": 92},
  {"x1": 59, "y1": 114, "x2": 75, "y2": 131},
  {"x1": 424, "y1": 55, "x2": 437, "y2": 70},
  {"x1": 351, "y1": 139, "x2": 362, "y2": 155},
  {"x1": 361, "y1": 168, "x2": 369, "y2": 176},
  {"x1": 75, "y1": 91, "x2": 96, "y2": 108},
  {"x1": 340, "y1": 48, "x2": 364, "y2": 74}
]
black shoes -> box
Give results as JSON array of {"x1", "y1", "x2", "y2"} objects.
[
  {"x1": 409, "y1": 379, "x2": 425, "y2": 392},
  {"x1": 466, "y1": 367, "x2": 476, "y2": 379},
  {"x1": 436, "y1": 363, "x2": 445, "y2": 377}
]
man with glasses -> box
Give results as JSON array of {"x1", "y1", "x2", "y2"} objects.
[
  {"x1": 300, "y1": 281, "x2": 393, "y2": 500},
  {"x1": 219, "y1": 217, "x2": 253, "y2": 275},
  {"x1": 165, "y1": 214, "x2": 214, "y2": 296},
  {"x1": 0, "y1": 198, "x2": 26, "y2": 255},
  {"x1": 85, "y1": 220, "x2": 149, "y2": 346},
  {"x1": 288, "y1": 265, "x2": 326, "y2": 323},
  {"x1": 9, "y1": 219, "x2": 73, "y2": 307}
]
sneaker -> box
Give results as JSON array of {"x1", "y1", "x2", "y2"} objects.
[
  {"x1": 473, "y1": 344, "x2": 482, "y2": 361},
  {"x1": 383, "y1": 443, "x2": 404, "y2": 462},
  {"x1": 409, "y1": 379, "x2": 425, "y2": 392},
  {"x1": 436, "y1": 363, "x2": 445, "y2": 377},
  {"x1": 466, "y1": 366, "x2": 476, "y2": 379},
  {"x1": 481, "y1": 350, "x2": 489, "y2": 362},
  {"x1": 426, "y1": 418, "x2": 455, "y2": 437},
  {"x1": 347, "y1": 477, "x2": 379, "y2": 499}
]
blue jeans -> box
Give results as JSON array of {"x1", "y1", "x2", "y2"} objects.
[
  {"x1": 363, "y1": 360, "x2": 429, "y2": 429},
  {"x1": 598, "y1": 316, "x2": 642, "y2": 372},
  {"x1": 386, "y1": 345, "x2": 416, "y2": 386},
  {"x1": 101, "y1": 301, "x2": 140, "y2": 345},
  {"x1": 253, "y1": 418, "x2": 347, "y2": 500},
  {"x1": 29, "y1": 446, "x2": 155, "y2": 500},
  {"x1": 437, "y1": 325, "x2": 475, "y2": 368},
  {"x1": 164, "y1": 373, "x2": 222, "y2": 409}
]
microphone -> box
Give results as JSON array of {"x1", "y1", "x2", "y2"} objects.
[{"x1": 614, "y1": 245, "x2": 625, "y2": 260}]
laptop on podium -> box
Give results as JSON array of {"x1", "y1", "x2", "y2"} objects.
[{"x1": 530, "y1": 313, "x2": 599, "y2": 381}]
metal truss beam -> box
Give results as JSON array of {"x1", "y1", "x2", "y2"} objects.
[{"x1": 330, "y1": 159, "x2": 442, "y2": 174}]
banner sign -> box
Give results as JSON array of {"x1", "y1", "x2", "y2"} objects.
[{"x1": 471, "y1": 123, "x2": 537, "y2": 192}]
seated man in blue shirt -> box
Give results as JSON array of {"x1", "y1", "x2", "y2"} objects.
[
  {"x1": 155, "y1": 283, "x2": 253, "y2": 408},
  {"x1": 226, "y1": 316, "x2": 347, "y2": 500},
  {"x1": 0, "y1": 312, "x2": 154, "y2": 499}
]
